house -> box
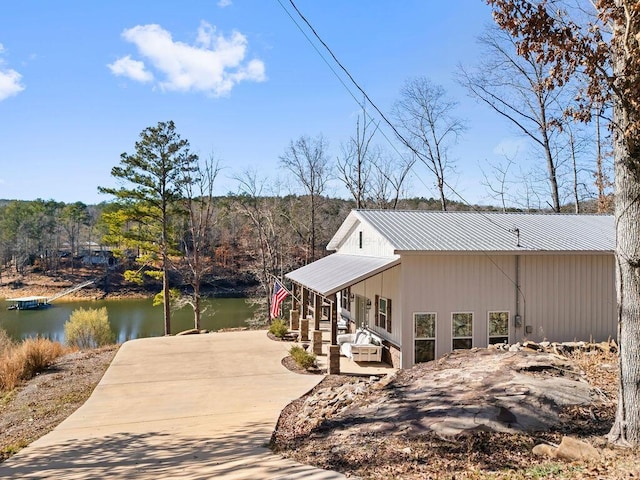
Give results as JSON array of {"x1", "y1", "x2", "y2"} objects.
[{"x1": 285, "y1": 210, "x2": 615, "y2": 369}]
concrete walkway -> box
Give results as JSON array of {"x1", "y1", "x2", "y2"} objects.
[{"x1": 0, "y1": 331, "x2": 345, "y2": 479}]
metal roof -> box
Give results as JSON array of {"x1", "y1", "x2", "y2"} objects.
[
  {"x1": 330, "y1": 210, "x2": 614, "y2": 253},
  {"x1": 285, "y1": 253, "x2": 400, "y2": 296}
]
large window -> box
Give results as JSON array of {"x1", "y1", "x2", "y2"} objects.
[
  {"x1": 452, "y1": 312, "x2": 473, "y2": 350},
  {"x1": 414, "y1": 313, "x2": 436, "y2": 363},
  {"x1": 488, "y1": 311, "x2": 509, "y2": 344}
]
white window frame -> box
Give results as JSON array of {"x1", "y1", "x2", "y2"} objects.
[
  {"x1": 378, "y1": 297, "x2": 388, "y2": 330},
  {"x1": 414, "y1": 312, "x2": 437, "y2": 363},
  {"x1": 452, "y1": 311, "x2": 474, "y2": 350},
  {"x1": 488, "y1": 310, "x2": 510, "y2": 345}
]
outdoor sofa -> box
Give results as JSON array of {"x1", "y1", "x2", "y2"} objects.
[{"x1": 336, "y1": 328, "x2": 383, "y2": 362}]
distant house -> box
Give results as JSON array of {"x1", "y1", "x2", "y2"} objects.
[
  {"x1": 285, "y1": 210, "x2": 615, "y2": 369},
  {"x1": 79, "y1": 242, "x2": 116, "y2": 267}
]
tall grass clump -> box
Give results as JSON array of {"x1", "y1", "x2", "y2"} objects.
[
  {"x1": 269, "y1": 318, "x2": 289, "y2": 338},
  {"x1": 0, "y1": 329, "x2": 66, "y2": 392},
  {"x1": 64, "y1": 307, "x2": 115, "y2": 349}
]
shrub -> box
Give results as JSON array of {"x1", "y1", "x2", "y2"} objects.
[
  {"x1": 21, "y1": 338, "x2": 65, "y2": 378},
  {"x1": 65, "y1": 307, "x2": 115, "y2": 349},
  {"x1": 0, "y1": 337, "x2": 66, "y2": 392},
  {"x1": 269, "y1": 319, "x2": 289, "y2": 338},
  {"x1": 289, "y1": 345, "x2": 317, "y2": 370},
  {"x1": 0, "y1": 329, "x2": 15, "y2": 356}
]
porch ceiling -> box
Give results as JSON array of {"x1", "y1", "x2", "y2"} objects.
[{"x1": 285, "y1": 253, "x2": 400, "y2": 297}]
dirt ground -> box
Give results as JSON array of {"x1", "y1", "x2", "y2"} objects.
[
  {"x1": 0, "y1": 346, "x2": 119, "y2": 462},
  {"x1": 272, "y1": 348, "x2": 640, "y2": 479}
]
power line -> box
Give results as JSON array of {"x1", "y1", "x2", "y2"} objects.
[{"x1": 279, "y1": 0, "x2": 518, "y2": 238}]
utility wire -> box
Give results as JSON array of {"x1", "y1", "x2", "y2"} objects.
[{"x1": 280, "y1": 0, "x2": 519, "y2": 238}]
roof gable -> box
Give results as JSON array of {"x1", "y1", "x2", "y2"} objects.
[{"x1": 328, "y1": 210, "x2": 614, "y2": 253}]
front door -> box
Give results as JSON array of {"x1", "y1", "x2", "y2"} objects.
[{"x1": 355, "y1": 295, "x2": 367, "y2": 329}]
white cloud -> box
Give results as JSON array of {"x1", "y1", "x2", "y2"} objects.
[
  {"x1": 217, "y1": 0, "x2": 232, "y2": 7},
  {"x1": 107, "y1": 55, "x2": 154, "y2": 83},
  {"x1": 110, "y1": 21, "x2": 265, "y2": 96},
  {"x1": 0, "y1": 43, "x2": 25, "y2": 101}
]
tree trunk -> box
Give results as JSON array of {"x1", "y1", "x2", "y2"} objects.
[
  {"x1": 609, "y1": 129, "x2": 640, "y2": 446},
  {"x1": 162, "y1": 250, "x2": 171, "y2": 336},
  {"x1": 608, "y1": 26, "x2": 640, "y2": 443}
]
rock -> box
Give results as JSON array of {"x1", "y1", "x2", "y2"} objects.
[
  {"x1": 555, "y1": 436, "x2": 601, "y2": 462},
  {"x1": 522, "y1": 341, "x2": 541, "y2": 351},
  {"x1": 532, "y1": 443, "x2": 557, "y2": 458},
  {"x1": 532, "y1": 437, "x2": 601, "y2": 462}
]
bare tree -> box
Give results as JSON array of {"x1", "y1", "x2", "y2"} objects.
[
  {"x1": 337, "y1": 106, "x2": 378, "y2": 209},
  {"x1": 178, "y1": 154, "x2": 222, "y2": 330},
  {"x1": 458, "y1": 27, "x2": 569, "y2": 212},
  {"x1": 393, "y1": 77, "x2": 464, "y2": 211},
  {"x1": 369, "y1": 151, "x2": 416, "y2": 209},
  {"x1": 488, "y1": 0, "x2": 640, "y2": 447},
  {"x1": 233, "y1": 171, "x2": 289, "y2": 320},
  {"x1": 279, "y1": 135, "x2": 332, "y2": 262},
  {"x1": 480, "y1": 155, "x2": 516, "y2": 212}
]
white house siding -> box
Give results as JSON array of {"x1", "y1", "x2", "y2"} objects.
[
  {"x1": 398, "y1": 253, "x2": 616, "y2": 369},
  {"x1": 399, "y1": 254, "x2": 519, "y2": 368},
  {"x1": 336, "y1": 221, "x2": 396, "y2": 257},
  {"x1": 519, "y1": 254, "x2": 615, "y2": 343},
  {"x1": 350, "y1": 265, "x2": 402, "y2": 349}
]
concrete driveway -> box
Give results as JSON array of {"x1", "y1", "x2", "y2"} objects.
[{"x1": 0, "y1": 331, "x2": 345, "y2": 479}]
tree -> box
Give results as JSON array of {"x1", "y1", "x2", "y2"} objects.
[
  {"x1": 279, "y1": 135, "x2": 332, "y2": 263},
  {"x1": 458, "y1": 27, "x2": 573, "y2": 212},
  {"x1": 337, "y1": 105, "x2": 378, "y2": 208},
  {"x1": 99, "y1": 121, "x2": 198, "y2": 336},
  {"x1": 393, "y1": 77, "x2": 465, "y2": 211},
  {"x1": 178, "y1": 155, "x2": 222, "y2": 330},
  {"x1": 487, "y1": 0, "x2": 640, "y2": 446}
]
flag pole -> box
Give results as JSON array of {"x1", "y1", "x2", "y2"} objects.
[{"x1": 268, "y1": 273, "x2": 301, "y2": 304}]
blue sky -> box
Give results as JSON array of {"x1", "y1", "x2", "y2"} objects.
[{"x1": 0, "y1": 1, "x2": 519, "y2": 205}]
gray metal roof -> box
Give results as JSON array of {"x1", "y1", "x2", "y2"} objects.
[
  {"x1": 285, "y1": 254, "x2": 400, "y2": 296},
  {"x1": 330, "y1": 210, "x2": 614, "y2": 253}
]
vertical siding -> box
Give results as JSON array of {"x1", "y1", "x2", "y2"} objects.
[
  {"x1": 349, "y1": 265, "x2": 402, "y2": 347},
  {"x1": 400, "y1": 254, "x2": 517, "y2": 368},
  {"x1": 337, "y1": 221, "x2": 396, "y2": 257},
  {"x1": 520, "y1": 255, "x2": 615, "y2": 343}
]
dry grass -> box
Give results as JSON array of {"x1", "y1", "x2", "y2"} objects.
[{"x1": 0, "y1": 333, "x2": 67, "y2": 392}]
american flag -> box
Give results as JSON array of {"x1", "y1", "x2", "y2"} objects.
[{"x1": 270, "y1": 280, "x2": 289, "y2": 319}]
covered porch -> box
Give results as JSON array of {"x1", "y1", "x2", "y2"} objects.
[{"x1": 285, "y1": 253, "x2": 400, "y2": 374}]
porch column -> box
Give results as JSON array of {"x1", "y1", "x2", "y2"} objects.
[
  {"x1": 314, "y1": 293, "x2": 322, "y2": 331},
  {"x1": 301, "y1": 287, "x2": 309, "y2": 319},
  {"x1": 329, "y1": 293, "x2": 338, "y2": 345},
  {"x1": 328, "y1": 345, "x2": 340, "y2": 374},
  {"x1": 289, "y1": 308, "x2": 299, "y2": 331},
  {"x1": 291, "y1": 283, "x2": 299, "y2": 311},
  {"x1": 300, "y1": 316, "x2": 310, "y2": 342},
  {"x1": 312, "y1": 329, "x2": 323, "y2": 355}
]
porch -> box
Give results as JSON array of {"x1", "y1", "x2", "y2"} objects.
[{"x1": 292, "y1": 319, "x2": 396, "y2": 376}]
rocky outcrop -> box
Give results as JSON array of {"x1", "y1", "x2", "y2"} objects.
[{"x1": 291, "y1": 349, "x2": 606, "y2": 439}]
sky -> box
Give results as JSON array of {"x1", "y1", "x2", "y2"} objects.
[{"x1": 0, "y1": 0, "x2": 522, "y2": 206}]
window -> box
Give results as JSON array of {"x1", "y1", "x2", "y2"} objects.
[
  {"x1": 488, "y1": 311, "x2": 509, "y2": 344},
  {"x1": 452, "y1": 312, "x2": 473, "y2": 350},
  {"x1": 340, "y1": 288, "x2": 351, "y2": 311},
  {"x1": 358, "y1": 231, "x2": 363, "y2": 249},
  {"x1": 414, "y1": 313, "x2": 436, "y2": 363},
  {"x1": 378, "y1": 297, "x2": 387, "y2": 330},
  {"x1": 375, "y1": 295, "x2": 392, "y2": 333}
]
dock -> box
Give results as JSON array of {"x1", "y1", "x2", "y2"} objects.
[{"x1": 6, "y1": 296, "x2": 50, "y2": 310}]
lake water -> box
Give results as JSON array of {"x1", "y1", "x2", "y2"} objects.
[{"x1": 0, "y1": 297, "x2": 256, "y2": 344}]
